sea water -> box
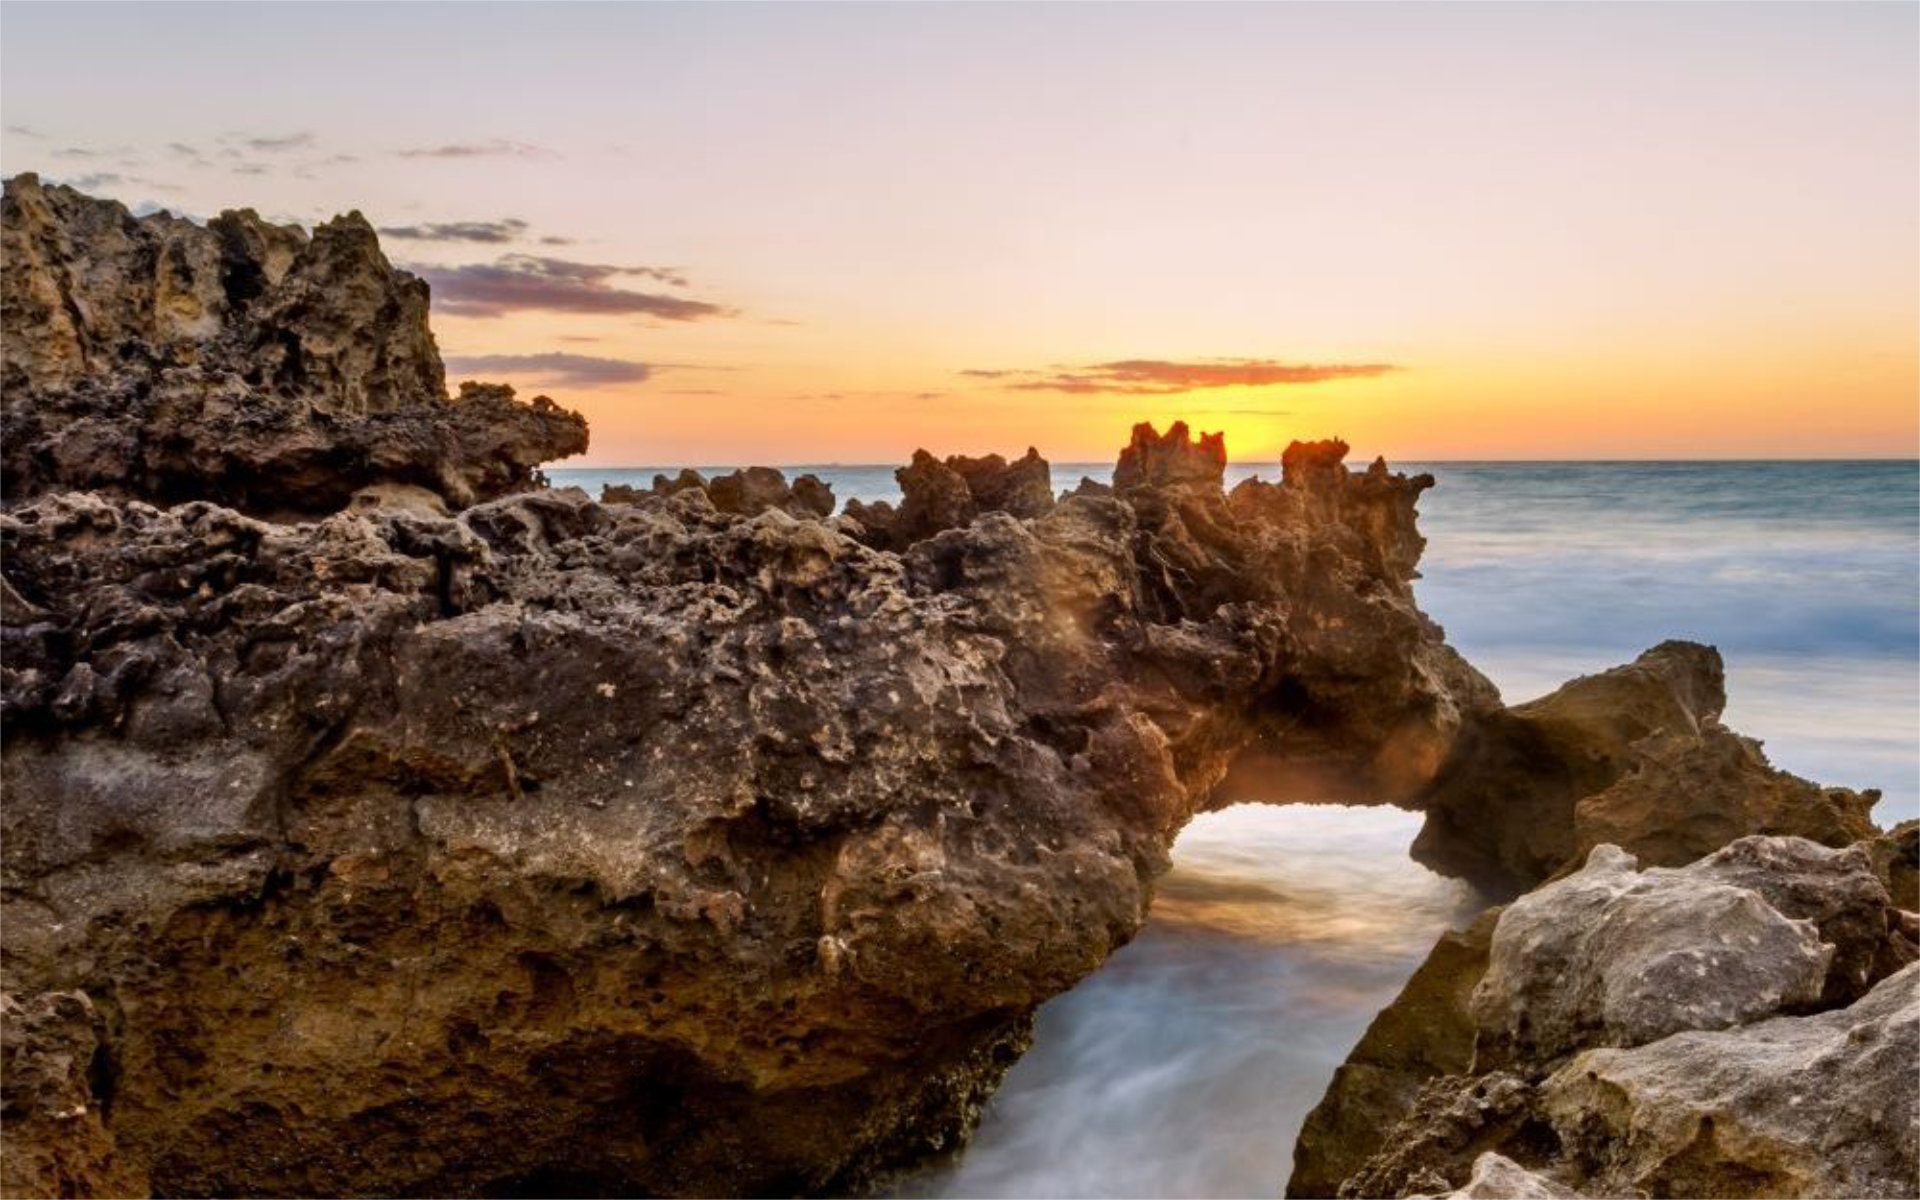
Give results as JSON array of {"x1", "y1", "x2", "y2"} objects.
[{"x1": 548, "y1": 460, "x2": 1919, "y2": 1197}]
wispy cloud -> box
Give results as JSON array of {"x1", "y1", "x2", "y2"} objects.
[
  {"x1": 379, "y1": 218, "x2": 530, "y2": 244},
  {"x1": 397, "y1": 139, "x2": 554, "y2": 160},
  {"x1": 48, "y1": 171, "x2": 186, "y2": 197},
  {"x1": 240, "y1": 132, "x2": 315, "y2": 152},
  {"x1": 442, "y1": 352, "x2": 651, "y2": 387},
  {"x1": 962, "y1": 358, "x2": 1399, "y2": 395},
  {"x1": 414, "y1": 254, "x2": 724, "y2": 321},
  {"x1": 5, "y1": 125, "x2": 41, "y2": 138}
]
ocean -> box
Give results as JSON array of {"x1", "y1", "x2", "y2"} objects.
[{"x1": 548, "y1": 460, "x2": 1920, "y2": 1198}]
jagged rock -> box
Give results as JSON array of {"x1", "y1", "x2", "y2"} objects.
[
  {"x1": 1289, "y1": 910, "x2": 1499, "y2": 1198},
  {"x1": 945, "y1": 448, "x2": 1054, "y2": 520},
  {"x1": 1871, "y1": 819, "x2": 1919, "y2": 912},
  {"x1": 1113, "y1": 419, "x2": 1224, "y2": 491},
  {"x1": 1411, "y1": 642, "x2": 1878, "y2": 896},
  {"x1": 1, "y1": 174, "x2": 586, "y2": 515},
  {"x1": 603, "y1": 468, "x2": 835, "y2": 518},
  {"x1": 0, "y1": 409, "x2": 1490, "y2": 1193},
  {"x1": 1541, "y1": 962, "x2": 1919, "y2": 1199},
  {"x1": 1335, "y1": 1071, "x2": 1547, "y2": 1199},
  {"x1": 847, "y1": 447, "x2": 1056, "y2": 550}
]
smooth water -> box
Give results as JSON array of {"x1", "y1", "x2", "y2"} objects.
[{"x1": 551, "y1": 460, "x2": 1920, "y2": 1197}]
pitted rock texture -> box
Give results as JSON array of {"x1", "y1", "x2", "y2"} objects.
[
  {"x1": 1329, "y1": 837, "x2": 1917, "y2": 1199},
  {"x1": 1411, "y1": 641, "x2": 1879, "y2": 896},
  {"x1": 0, "y1": 405, "x2": 1494, "y2": 1196},
  {"x1": 1, "y1": 174, "x2": 587, "y2": 515}
]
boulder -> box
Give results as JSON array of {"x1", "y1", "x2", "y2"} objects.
[
  {"x1": 1329, "y1": 840, "x2": 1915, "y2": 1198},
  {"x1": 1412, "y1": 643, "x2": 1878, "y2": 896},
  {"x1": 1542, "y1": 962, "x2": 1919, "y2": 1199}
]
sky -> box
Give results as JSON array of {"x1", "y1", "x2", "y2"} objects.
[{"x1": 3, "y1": 2, "x2": 1916, "y2": 466}]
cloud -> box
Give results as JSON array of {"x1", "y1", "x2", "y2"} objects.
[
  {"x1": 378, "y1": 218, "x2": 530, "y2": 244},
  {"x1": 442, "y1": 352, "x2": 651, "y2": 387},
  {"x1": 241, "y1": 132, "x2": 314, "y2": 152},
  {"x1": 5, "y1": 125, "x2": 41, "y2": 138},
  {"x1": 963, "y1": 358, "x2": 1400, "y2": 395},
  {"x1": 414, "y1": 254, "x2": 723, "y2": 320},
  {"x1": 55, "y1": 172, "x2": 125, "y2": 190},
  {"x1": 397, "y1": 139, "x2": 554, "y2": 160}
]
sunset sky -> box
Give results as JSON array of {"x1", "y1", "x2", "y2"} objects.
[{"x1": 3, "y1": 2, "x2": 1915, "y2": 465}]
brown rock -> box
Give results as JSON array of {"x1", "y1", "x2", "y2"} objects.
[
  {"x1": 0, "y1": 411, "x2": 1488, "y2": 1195},
  {"x1": 0, "y1": 991, "x2": 147, "y2": 1199},
  {"x1": 1, "y1": 174, "x2": 587, "y2": 515}
]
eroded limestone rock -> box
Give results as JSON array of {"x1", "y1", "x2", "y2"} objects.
[
  {"x1": 1, "y1": 174, "x2": 587, "y2": 515},
  {"x1": 0, "y1": 412, "x2": 1492, "y2": 1195}
]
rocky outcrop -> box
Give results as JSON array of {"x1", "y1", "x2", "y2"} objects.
[
  {"x1": 843, "y1": 447, "x2": 1054, "y2": 550},
  {"x1": 1329, "y1": 838, "x2": 1917, "y2": 1198},
  {"x1": 603, "y1": 466, "x2": 836, "y2": 518},
  {"x1": 1411, "y1": 642, "x2": 1879, "y2": 896},
  {"x1": 1, "y1": 274, "x2": 1496, "y2": 1200},
  {"x1": 8, "y1": 179, "x2": 1909, "y2": 1200},
  {"x1": 1, "y1": 174, "x2": 586, "y2": 515}
]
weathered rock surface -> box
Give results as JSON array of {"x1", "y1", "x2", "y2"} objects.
[
  {"x1": 0, "y1": 991, "x2": 147, "y2": 1199},
  {"x1": 1412, "y1": 642, "x2": 1879, "y2": 896},
  {"x1": 1, "y1": 174, "x2": 587, "y2": 515},
  {"x1": 1330, "y1": 838, "x2": 1917, "y2": 1198},
  {"x1": 0, "y1": 440, "x2": 1487, "y2": 1194},
  {"x1": 1540, "y1": 962, "x2": 1918, "y2": 1199},
  {"x1": 0, "y1": 174, "x2": 1498, "y2": 1200}
]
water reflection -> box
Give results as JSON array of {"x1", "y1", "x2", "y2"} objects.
[{"x1": 903, "y1": 806, "x2": 1483, "y2": 1200}]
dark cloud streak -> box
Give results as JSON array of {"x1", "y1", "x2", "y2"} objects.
[
  {"x1": 442, "y1": 352, "x2": 652, "y2": 387},
  {"x1": 415, "y1": 254, "x2": 721, "y2": 321},
  {"x1": 379, "y1": 219, "x2": 530, "y2": 244}
]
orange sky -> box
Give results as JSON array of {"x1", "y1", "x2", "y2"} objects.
[{"x1": 4, "y1": 3, "x2": 1915, "y2": 465}]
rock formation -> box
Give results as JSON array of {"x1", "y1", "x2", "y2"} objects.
[
  {"x1": 1319, "y1": 839, "x2": 1917, "y2": 1199},
  {"x1": 0, "y1": 178, "x2": 1511, "y2": 1199},
  {"x1": 1294, "y1": 642, "x2": 1904, "y2": 1198},
  {"x1": 1, "y1": 174, "x2": 586, "y2": 516},
  {"x1": 5, "y1": 178, "x2": 1913, "y2": 1200},
  {"x1": 1410, "y1": 642, "x2": 1879, "y2": 897},
  {"x1": 602, "y1": 466, "x2": 836, "y2": 518},
  {"x1": 843, "y1": 446, "x2": 1054, "y2": 549}
]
